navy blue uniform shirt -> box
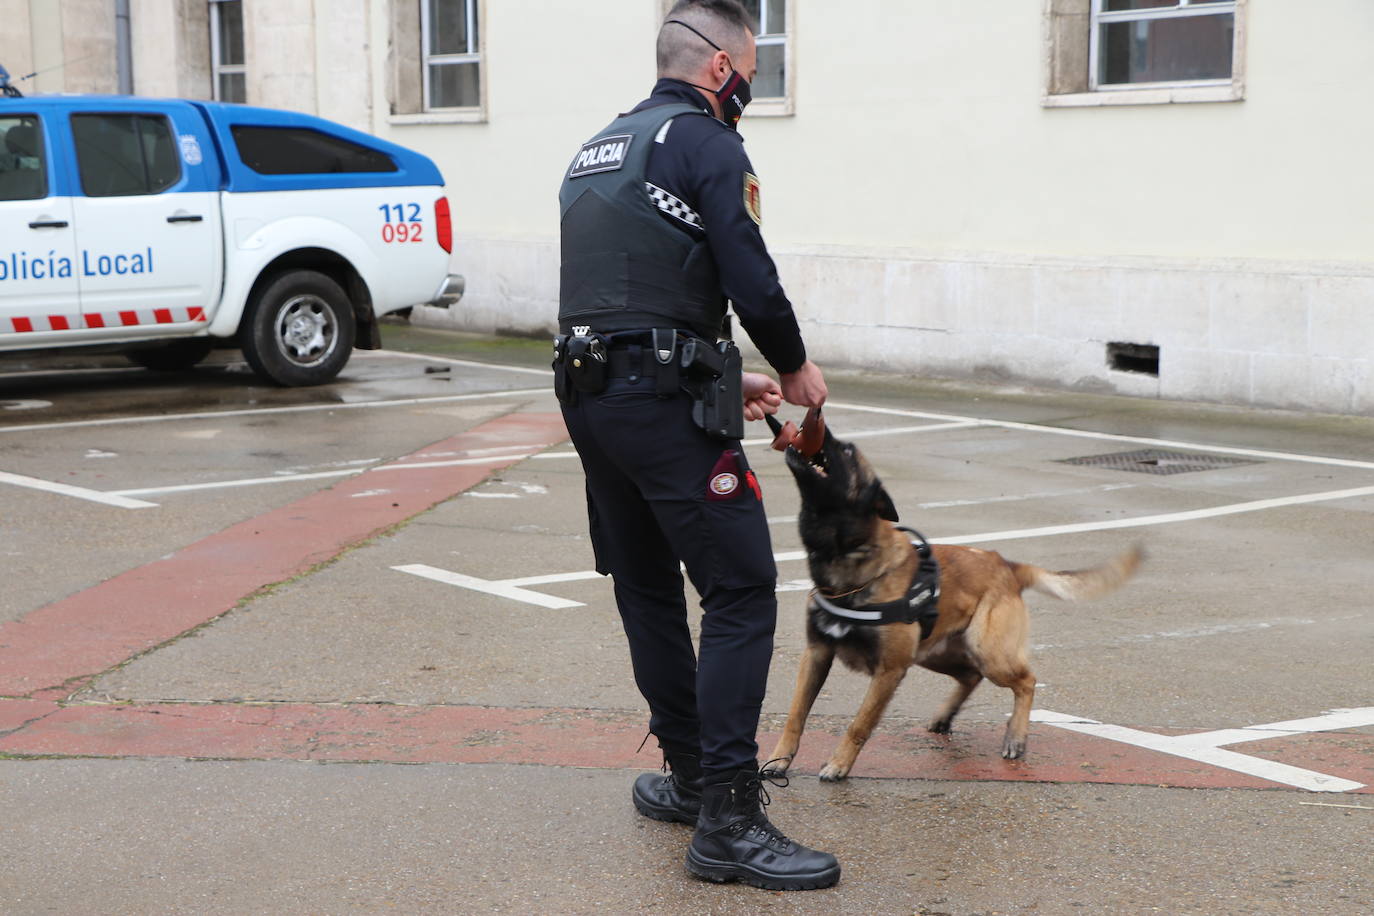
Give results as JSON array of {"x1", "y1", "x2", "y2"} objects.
[{"x1": 629, "y1": 79, "x2": 807, "y2": 375}]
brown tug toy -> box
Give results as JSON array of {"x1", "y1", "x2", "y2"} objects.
[{"x1": 766, "y1": 406, "x2": 825, "y2": 456}]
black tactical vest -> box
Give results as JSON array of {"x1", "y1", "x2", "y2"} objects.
[{"x1": 558, "y1": 103, "x2": 726, "y2": 339}]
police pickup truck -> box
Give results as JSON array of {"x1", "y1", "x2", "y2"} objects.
[{"x1": 0, "y1": 88, "x2": 461, "y2": 385}]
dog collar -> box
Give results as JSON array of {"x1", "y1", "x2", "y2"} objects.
[{"x1": 811, "y1": 527, "x2": 941, "y2": 638}]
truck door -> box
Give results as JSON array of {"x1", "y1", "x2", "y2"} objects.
[
  {"x1": 67, "y1": 103, "x2": 222, "y2": 332},
  {"x1": 0, "y1": 112, "x2": 80, "y2": 335}
]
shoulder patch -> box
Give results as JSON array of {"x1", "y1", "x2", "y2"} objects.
[
  {"x1": 743, "y1": 172, "x2": 762, "y2": 226},
  {"x1": 568, "y1": 134, "x2": 633, "y2": 179}
]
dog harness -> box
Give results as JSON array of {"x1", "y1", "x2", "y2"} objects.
[{"x1": 811, "y1": 527, "x2": 941, "y2": 638}]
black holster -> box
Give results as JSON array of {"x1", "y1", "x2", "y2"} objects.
[
  {"x1": 553, "y1": 333, "x2": 609, "y2": 406},
  {"x1": 681, "y1": 338, "x2": 744, "y2": 440}
]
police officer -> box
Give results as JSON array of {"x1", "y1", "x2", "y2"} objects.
[{"x1": 555, "y1": 0, "x2": 837, "y2": 891}]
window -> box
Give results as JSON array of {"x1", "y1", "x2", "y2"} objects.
[
  {"x1": 71, "y1": 114, "x2": 180, "y2": 197},
  {"x1": 740, "y1": 0, "x2": 788, "y2": 100},
  {"x1": 210, "y1": 0, "x2": 246, "y2": 103},
  {"x1": 422, "y1": 0, "x2": 481, "y2": 110},
  {"x1": 231, "y1": 126, "x2": 397, "y2": 175},
  {"x1": 1043, "y1": 0, "x2": 1245, "y2": 107},
  {"x1": 1091, "y1": 0, "x2": 1236, "y2": 90},
  {"x1": 0, "y1": 115, "x2": 46, "y2": 201}
]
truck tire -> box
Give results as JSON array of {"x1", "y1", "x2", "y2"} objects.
[
  {"x1": 241, "y1": 269, "x2": 356, "y2": 387},
  {"x1": 127, "y1": 339, "x2": 216, "y2": 372}
]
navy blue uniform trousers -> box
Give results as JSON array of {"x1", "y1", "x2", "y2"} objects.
[{"x1": 561, "y1": 371, "x2": 778, "y2": 776}]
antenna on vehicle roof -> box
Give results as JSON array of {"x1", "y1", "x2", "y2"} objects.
[{"x1": 0, "y1": 64, "x2": 24, "y2": 98}]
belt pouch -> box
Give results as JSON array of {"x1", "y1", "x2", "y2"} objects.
[
  {"x1": 652, "y1": 328, "x2": 679, "y2": 397},
  {"x1": 566, "y1": 334, "x2": 608, "y2": 393},
  {"x1": 553, "y1": 335, "x2": 575, "y2": 406}
]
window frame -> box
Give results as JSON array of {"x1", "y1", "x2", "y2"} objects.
[
  {"x1": 747, "y1": 0, "x2": 793, "y2": 115},
  {"x1": 209, "y1": 0, "x2": 246, "y2": 103},
  {"x1": 1042, "y1": 0, "x2": 1247, "y2": 108},
  {"x1": 1089, "y1": 0, "x2": 1238, "y2": 93},
  {"x1": 420, "y1": 0, "x2": 486, "y2": 117}
]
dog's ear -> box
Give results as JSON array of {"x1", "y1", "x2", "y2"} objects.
[{"x1": 864, "y1": 481, "x2": 900, "y2": 522}]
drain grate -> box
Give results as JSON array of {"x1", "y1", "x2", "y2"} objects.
[{"x1": 1058, "y1": 448, "x2": 1260, "y2": 476}]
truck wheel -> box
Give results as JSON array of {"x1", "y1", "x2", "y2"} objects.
[
  {"x1": 241, "y1": 270, "x2": 356, "y2": 387},
  {"x1": 127, "y1": 339, "x2": 216, "y2": 372}
]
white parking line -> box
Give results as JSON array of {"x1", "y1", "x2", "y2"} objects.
[
  {"x1": 826, "y1": 400, "x2": 1374, "y2": 472},
  {"x1": 769, "y1": 482, "x2": 1374, "y2": 561},
  {"x1": 1171, "y1": 707, "x2": 1374, "y2": 749},
  {"x1": 0, "y1": 387, "x2": 552, "y2": 434},
  {"x1": 394, "y1": 564, "x2": 589, "y2": 609},
  {"x1": 529, "y1": 420, "x2": 981, "y2": 461},
  {"x1": 110, "y1": 469, "x2": 361, "y2": 497},
  {"x1": 1032, "y1": 708, "x2": 1369, "y2": 792},
  {"x1": 54, "y1": 421, "x2": 974, "y2": 504},
  {"x1": 917, "y1": 483, "x2": 1137, "y2": 510},
  {"x1": 0, "y1": 470, "x2": 158, "y2": 509},
  {"x1": 398, "y1": 481, "x2": 1374, "y2": 605},
  {"x1": 109, "y1": 452, "x2": 541, "y2": 497}
]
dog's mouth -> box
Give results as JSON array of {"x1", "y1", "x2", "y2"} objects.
[{"x1": 791, "y1": 444, "x2": 830, "y2": 477}]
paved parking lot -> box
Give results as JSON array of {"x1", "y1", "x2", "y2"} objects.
[{"x1": 2, "y1": 326, "x2": 1372, "y2": 914}]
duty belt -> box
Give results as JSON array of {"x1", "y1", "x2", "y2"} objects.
[{"x1": 811, "y1": 527, "x2": 941, "y2": 638}]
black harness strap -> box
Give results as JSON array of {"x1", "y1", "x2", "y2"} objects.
[{"x1": 812, "y1": 527, "x2": 941, "y2": 639}]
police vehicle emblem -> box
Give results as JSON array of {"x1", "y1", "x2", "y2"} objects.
[
  {"x1": 709, "y1": 472, "x2": 739, "y2": 496},
  {"x1": 179, "y1": 134, "x2": 203, "y2": 166},
  {"x1": 568, "y1": 134, "x2": 633, "y2": 179}
]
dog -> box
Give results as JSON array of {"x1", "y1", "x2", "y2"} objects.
[{"x1": 763, "y1": 412, "x2": 1142, "y2": 782}]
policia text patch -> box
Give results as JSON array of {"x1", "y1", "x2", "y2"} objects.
[{"x1": 568, "y1": 134, "x2": 633, "y2": 179}]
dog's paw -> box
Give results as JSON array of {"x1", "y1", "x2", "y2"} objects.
[
  {"x1": 1001, "y1": 739, "x2": 1027, "y2": 760},
  {"x1": 817, "y1": 762, "x2": 850, "y2": 782},
  {"x1": 927, "y1": 718, "x2": 952, "y2": 734}
]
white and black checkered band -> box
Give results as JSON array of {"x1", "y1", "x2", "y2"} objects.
[{"x1": 645, "y1": 182, "x2": 703, "y2": 230}]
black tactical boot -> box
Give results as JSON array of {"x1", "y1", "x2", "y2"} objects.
[
  {"x1": 686, "y1": 764, "x2": 841, "y2": 890},
  {"x1": 632, "y1": 747, "x2": 703, "y2": 825}
]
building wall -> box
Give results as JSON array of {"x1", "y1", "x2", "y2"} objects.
[
  {"x1": 3, "y1": 1, "x2": 1370, "y2": 413},
  {"x1": 1, "y1": 0, "x2": 118, "y2": 95},
  {"x1": 371, "y1": 0, "x2": 1374, "y2": 416},
  {"x1": 0, "y1": 0, "x2": 36, "y2": 87},
  {"x1": 130, "y1": 0, "x2": 212, "y2": 99}
]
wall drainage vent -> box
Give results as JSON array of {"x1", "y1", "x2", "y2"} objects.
[
  {"x1": 1107, "y1": 342, "x2": 1160, "y2": 376},
  {"x1": 1059, "y1": 449, "x2": 1260, "y2": 476}
]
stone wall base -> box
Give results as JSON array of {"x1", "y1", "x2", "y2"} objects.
[{"x1": 412, "y1": 237, "x2": 1374, "y2": 416}]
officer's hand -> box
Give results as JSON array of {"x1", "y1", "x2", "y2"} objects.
[
  {"x1": 780, "y1": 360, "x2": 828, "y2": 408},
  {"x1": 742, "y1": 371, "x2": 783, "y2": 421}
]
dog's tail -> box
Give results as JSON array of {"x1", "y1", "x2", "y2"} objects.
[{"x1": 1010, "y1": 544, "x2": 1144, "y2": 601}]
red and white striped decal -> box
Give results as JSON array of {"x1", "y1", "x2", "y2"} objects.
[{"x1": 3, "y1": 307, "x2": 207, "y2": 335}]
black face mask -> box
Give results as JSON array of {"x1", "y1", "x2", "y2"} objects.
[{"x1": 665, "y1": 19, "x2": 753, "y2": 130}]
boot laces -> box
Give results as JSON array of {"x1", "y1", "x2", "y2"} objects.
[{"x1": 737, "y1": 761, "x2": 793, "y2": 851}]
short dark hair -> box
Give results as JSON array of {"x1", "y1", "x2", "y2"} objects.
[{"x1": 657, "y1": 0, "x2": 757, "y2": 78}]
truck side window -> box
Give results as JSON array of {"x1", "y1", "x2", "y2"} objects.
[
  {"x1": 231, "y1": 126, "x2": 397, "y2": 175},
  {"x1": 0, "y1": 115, "x2": 47, "y2": 201},
  {"x1": 71, "y1": 113, "x2": 181, "y2": 197}
]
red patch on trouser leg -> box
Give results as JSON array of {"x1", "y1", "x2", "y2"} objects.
[{"x1": 706, "y1": 450, "x2": 743, "y2": 501}]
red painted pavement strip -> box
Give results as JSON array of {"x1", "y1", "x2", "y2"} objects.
[
  {"x1": 2, "y1": 701, "x2": 1370, "y2": 793},
  {"x1": 0, "y1": 698, "x2": 58, "y2": 735},
  {"x1": 0, "y1": 411, "x2": 569, "y2": 698}
]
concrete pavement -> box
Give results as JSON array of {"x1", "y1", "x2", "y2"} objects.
[{"x1": 1, "y1": 328, "x2": 1372, "y2": 914}]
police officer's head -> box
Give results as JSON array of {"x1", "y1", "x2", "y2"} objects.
[{"x1": 657, "y1": 0, "x2": 758, "y2": 124}]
